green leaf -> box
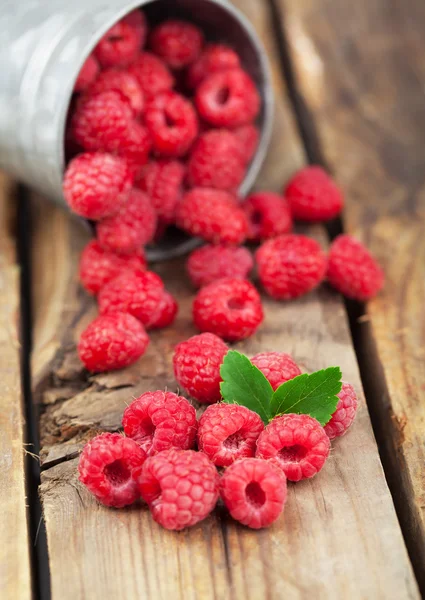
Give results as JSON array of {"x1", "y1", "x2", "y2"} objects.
[
  {"x1": 270, "y1": 367, "x2": 342, "y2": 426},
  {"x1": 220, "y1": 350, "x2": 273, "y2": 424}
]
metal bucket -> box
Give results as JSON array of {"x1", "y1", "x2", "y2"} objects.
[{"x1": 0, "y1": 0, "x2": 273, "y2": 259}]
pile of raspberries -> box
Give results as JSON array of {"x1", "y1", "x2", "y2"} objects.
[
  {"x1": 65, "y1": 10, "x2": 379, "y2": 530},
  {"x1": 66, "y1": 12, "x2": 384, "y2": 373},
  {"x1": 79, "y1": 333, "x2": 359, "y2": 530}
]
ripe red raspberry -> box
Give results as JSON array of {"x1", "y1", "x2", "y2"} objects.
[
  {"x1": 256, "y1": 414, "x2": 330, "y2": 481},
  {"x1": 187, "y1": 130, "x2": 246, "y2": 191},
  {"x1": 79, "y1": 240, "x2": 146, "y2": 295},
  {"x1": 177, "y1": 188, "x2": 248, "y2": 245},
  {"x1": 117, "y1": 121, "x2": 152, "y2": 174},
  {"x1": 195, "y1": 69, "x2": 260, "y2": 128},
  {"x1": 327, "y1": 234, "x2": 384, "y2": 301},
  {"x1": 63, "y1": 152, "x2": 132, "y2": 220},
  {"x1": 234, "y1": 124, "x2": 259, "y2": 163},
  {"x1": 78, "y1": 312, "x2": 149, "y2": 372},
  {"x1": 144, "y1": 92, "x2": 198, "y2": 157},
  {"x1": 94, "y1": 20, "x2": 141, "y2": 68},
  {"x1": 251, "y1": 352, "x2": 302, "y2": 390},
  {"x1": 150, "y1": 20, "x2": 204, "y2": 69},
  {"x1": 198, "y1": 404, "x2": 264, "y2": 466},
  {"x1": 74, "y1": 54, "x2": 99, "y2": 92},
  {"x1": 137, "y1": 448, "x2": 220, "y2": 530},
  {"x1": 285, "y1": 166, "x2": 344, "y2": 222},
  {"x1": 98, "y1": 270, "x2": 164, "y2": 327},
  {"x1": 243, "y1": 192, "x2": 293, "y2": 242},
  {"x1": 187, "y1": 44, "x2": 241, "y2": 89},
  {"x1": 128, "y1": 52, "x2": 174, "y2": 99},
  {"x1": 78, "y1": 433, "x2": 146, "y2": 507},
  {"x1": 193, "y1": 278, "x2": 264, "y2": 342},
  {"x1": 173, "y1": 333, "x2": 228, "y2": 404},
  {"x1": 148, "y1": 291, "x2": 178, "y2": 329},
  {"x1": 187, "y1": 245, "x2": 254, "y2": 288},
  {"x1": 325, "y1": 382, "x2": 358, "y2": 440},
  {"x1": 87, "y1": 68, "x2": 144, "y2": 116},
  {"x1": 122, "y1": 391, "x2": 197, "y2": 456},
  {"x1": 97, "y1": 189, "x2": 157, "y2": 254},
  {"x1": 220, "y1": 458, "x2": 287, "y2": 529},
  {"x1": 256, "y1": 234, "x2": 327, "y2": 300},
  {"x1": 136, "y1": 160, "x2": 185, "y2": 223},
  {"x1": 122, "y1": 9, "x2": 147, "y2": 47}
]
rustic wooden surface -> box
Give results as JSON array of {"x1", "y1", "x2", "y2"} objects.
[
  {"x1": 278, "y1": 0, "x2": 425, "y2": 590},
  {"x1": 27, "y1": 1, "x2": 421, "y2": 598},
  {"x1": 0, "y1": 174, "x2": 32, "y2": 599}
]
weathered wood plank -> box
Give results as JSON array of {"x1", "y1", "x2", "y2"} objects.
[
  {"x1": 277, "y1": 0, "x2": 425, "y2": 590},
  {"x1": 32, "y1": 2, "x2": 418, "y2": 598},
  {"x1": 0, "y1": 174, "x2": 32, "y2": 599}
]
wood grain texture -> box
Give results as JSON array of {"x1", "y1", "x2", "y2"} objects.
[
  {"x1": 0, "y1": 174, "x2": 32, "y2": 599},
  {"x1": 32, "y1": 1, "x2": 418, "y2": 598},
  {"x1": 277, "y1": 0, "x2": 425, "y2": 589}
]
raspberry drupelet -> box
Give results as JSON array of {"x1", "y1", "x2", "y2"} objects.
[
  {"x1": 78, "y1": 432, "x2": 146, "y2": 507},
  {"x1": 220, "y1": 458, "x2": 287, "y2": 529},
  {"x1": 122, "y1": 391, "x2": 197, "y2": 456},
  {"x1": 173, "y1": 333, "x2": 228, "y2": 404},
  {"x1": 78, "y1": 312, "x2": 149, "y2": 372},
  {"x1": 256, "y1": 414, "x2": 331, "y2": 482},
  {"x1": 137, "y1": 448, "x2": 220, "y2": 530},
  {"x1": 193, "y1": 278, "x2": 264, "y2": 342},
  {"x1": 198, "y1": 404, "x2": 264, "y2": 467}
]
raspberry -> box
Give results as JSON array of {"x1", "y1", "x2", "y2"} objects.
[
  {"x1": 193, "y1": 278, "x2": 263, "y2": 342},
  {"x1": 187, "y1": 245, "x2": 254, "y2": 288},
  {"x1": 251, "y1": 352, "x2": 302, "y2": 391},
  {"x1": 137, "y1": 448, "x2": 220, "y2": 530},
  {"x1": 327, "y1": 234, "x2": 384, "y2": 301},
  {"x1": 63, "y1": 152, "x2": 132, "y2": 220},
  {"x1": 150, "y1": 20, "x2": 204, "y2": 69},
  {"x1": 94, "y1": 20, "x2": 141, "y2": 68},
  {"x1": 148, "y1": 291, "x2": 178, "y2": 329},
  {"x1": 74, "y1": 54, "x2": 99, "y2": 92},
  {"x1": 97, "y1": 189, "x2": 157, "y2": 254},
  {"x1": 187, "y1": 130, "x2": 246, "y2": 191},
  {"x1": 78, "y1": 433, "x2": 146, "y2": 507},
  {"x1": 144, "y1": 92, "x2": 198, "y2": 157},
  {"x1": 243, "y1": 192, "x2": 292, "y2": 242},
  {"x1": 136, "y1": 160, "x2": 185, "y2": 222},
  {"x1": 198, "y1": 404, "x2": 264, "y2": 466},
  {"x1": 87, "y1": 68, "x2": 144, "y2": 116},
  {"x1": 256, "y1": 414, "x2": 330, "y2": 481},
  {"x1": 128, "y1": 52, "x2": 174, "y2": 99},
  {"x1": 116, "y1": 121, "x2": 152, "y2": 174},
  {"x1": 79, "y1": 240, "x2": 146, "y2": 295},
  {"x1": 98, "y1": 270, "x2": 164, "y2": 327},
  {"x1": 324, "y1": 382, "x2": 358, "y2": 440},
  {"x1": 122, "y1": 391, "x2": 197, "y2": 455},
  {"x1": 256, "y1": 234, "x2": 327, "y2": 300},
  {"x1": 122, "y1": 9, "x2": 147, "y2": 47},
  {"x1": 220, "y1": 458, "x2": 287, "y2": 529},
  {"x1": 187, "y1": 44, "x2": 241, "y2": 89},
  {"x1": 173, "y1": 333, "x2": 228, "y2": 404},
  {"x1": 195, "y1": 69, "x2": 260, "y2": 128},
  {"x1": 177, "y1": 188, "x2": 248, "y2": 245},
  {"x1": 78, "y1": 312, "x2": 149, "y2": 372},
  {"x1": 234, "y1": 124, "x2": 259, "y2": 163},
  {"x1": 285, "y1": 166, "x2": 344, "y2": 222}
]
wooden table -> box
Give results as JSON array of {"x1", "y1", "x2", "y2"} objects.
[{"x1": 1, "y1": 1, "x2": 424, "y2": 598}]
